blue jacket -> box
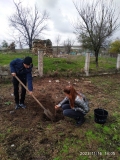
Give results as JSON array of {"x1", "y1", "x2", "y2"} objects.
[{"x1": 10, "y1": 58, "x2": 33, "y2": 91}]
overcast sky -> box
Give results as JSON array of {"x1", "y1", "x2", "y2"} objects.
[{"x1": 0, "y1": 0, "x2": 120, "y2": 47}]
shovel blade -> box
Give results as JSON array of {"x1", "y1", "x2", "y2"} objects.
[{"x1": 44, "y1": 109, "x2": 53, "y2": 121}]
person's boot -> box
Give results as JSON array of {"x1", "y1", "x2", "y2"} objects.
[
  {"x1": 19, "y1": 103, "x2": 26, "y2": 109},
  {"x1": 76, "y1": 117, "x2": 85, "y2": 126},
  {"x1": 15, "y1": 104, "x2": 20, "y2": 109}
]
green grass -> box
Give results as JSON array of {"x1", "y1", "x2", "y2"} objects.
[
  {"x1": 0, "y1": 52, "x2": 37, "y2": 66},
  {"x1": 0, "y1": 52, "x2": 117, "y2": 76},
  {"x1": 43, "y1": 56, "x2": 85, "y2": 74},
  {"x1": 90, "y1": 56, "x2": 116, "y2": 72},
  {"x1": 52, "y1": 114, "x2": 120, "y2": 159}
]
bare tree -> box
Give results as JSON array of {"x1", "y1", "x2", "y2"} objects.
[
  {"x1": 9, "y1": 1, "x2": 49, "y2": 50},
  {"x1": 55, "y1": 35, "x2": 61, "y2": 54},
  {"x1": 73, "y1": 0, "x2": 120, "y2": 66},
  {"x1": 63, "y1": 38, "x2": 75, "y2": 54}
]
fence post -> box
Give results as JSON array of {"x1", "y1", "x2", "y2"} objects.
[
  {"x1": 116, "y1": 54, "x2": 120, "y2": 70},
  {"x1": 38, "y1": 50, "x2": 43, "y2": 77},
  {"x1": 84, "y1": 53, "x2": 90, "y2": 76}
]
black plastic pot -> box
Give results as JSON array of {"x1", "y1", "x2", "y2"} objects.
[{"x1": 94, "y1": 108, "x2": 108, "y2": 124}]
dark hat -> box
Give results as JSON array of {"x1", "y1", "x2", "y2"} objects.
[{"x1": 23, "y1": 57, "x2": 32, "y2": 65}]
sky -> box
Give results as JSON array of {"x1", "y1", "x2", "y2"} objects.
[{"x1": 0, "y1": 0, "x2": 120, "y2": 48}]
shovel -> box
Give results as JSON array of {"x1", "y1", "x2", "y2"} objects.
[{"x1": 15, "y1": 75, "x2": 53, "y2": 121}]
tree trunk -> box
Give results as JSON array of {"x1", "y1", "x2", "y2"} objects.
[
  {"x1": 95, "y1": 51, "x2": 98, "y2": 67},
  {"x1": 29, "y1": 40, "x2": 32, "y2": 50}
]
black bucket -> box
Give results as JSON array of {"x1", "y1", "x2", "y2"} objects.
[{"x1": 94, "y1": 108, "x2": 108, "y2": 124}]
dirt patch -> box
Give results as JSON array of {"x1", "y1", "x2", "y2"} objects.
[{"x1": 0, "y1": 75, "x2": 120, "y2": 159}]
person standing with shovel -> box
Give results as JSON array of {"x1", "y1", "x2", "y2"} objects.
[{"x1": 10, "y1": 56, "x2": 33, "y2": 109}]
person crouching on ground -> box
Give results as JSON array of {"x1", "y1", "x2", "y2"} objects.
[
  {"x1": 55, "y1": 85, "x2": 89, "y2": 126},
  {"x1": 10, "y1": 56, "x2": 33, "y2": 109}
]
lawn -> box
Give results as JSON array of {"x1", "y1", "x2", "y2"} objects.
[{"x1": 0, "y1": 52, "x2": 117, "y2": 76}]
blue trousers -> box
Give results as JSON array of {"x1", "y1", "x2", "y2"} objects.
[{"x1": 61, "y1": 104, "x2": 85, "y2": 120}]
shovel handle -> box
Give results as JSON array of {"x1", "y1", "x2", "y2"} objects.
[
  {"x1": 15, "y1": 75, "x2": 45, "y2": 110},
  {"x1": 31, "y1": 94, "x2": 45, "y2": 110}
]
